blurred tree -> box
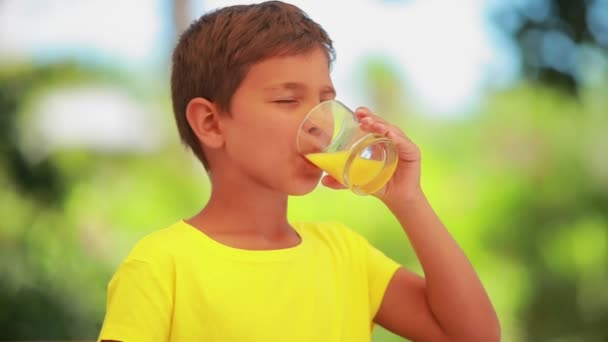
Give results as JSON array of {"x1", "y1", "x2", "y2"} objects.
[
  {"x1": 0, "y1": 65, "x2": 67, "y2": 205},
  {"x1": 479, "y1": 86, "x2": 608, "y2": 341},
  {"x1": 491, "y1": 0, "x2": 608, "y2": 95},
  {"x1": 0, "y1": 63, "x2": 118, "y2": 340}
]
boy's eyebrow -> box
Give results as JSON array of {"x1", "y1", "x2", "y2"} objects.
[{"x1": 263, "y1": 82, "x2": 336, "y2": 96}]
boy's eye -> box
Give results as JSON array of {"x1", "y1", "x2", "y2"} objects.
[{"x1": 274, "y1": 99, "x2": 297, "y2": 104}]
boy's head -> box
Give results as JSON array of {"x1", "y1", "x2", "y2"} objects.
[{"x1": 171, "y1": 1, "x2": 335, "y2": 175}]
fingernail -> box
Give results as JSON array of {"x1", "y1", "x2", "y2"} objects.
[{"x1": 356, "y1": 107, "x2": 371, "y2": 114}]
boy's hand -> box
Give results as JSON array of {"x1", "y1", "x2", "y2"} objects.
[{"x1": 321, "y1": 107, "x2": 423, "y2": 204}]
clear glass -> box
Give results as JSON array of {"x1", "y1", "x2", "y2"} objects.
[{"x1": 296, "y1": 100, "x2": 398, "y2": 195}]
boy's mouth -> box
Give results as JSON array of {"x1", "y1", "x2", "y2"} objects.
[{"x1": 300, "y1": 155, "x2": 320, "y2": 170}]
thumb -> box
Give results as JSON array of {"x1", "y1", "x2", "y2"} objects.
[{"x1": 321, "y1": 175, "x2": 346, "y2": 190}]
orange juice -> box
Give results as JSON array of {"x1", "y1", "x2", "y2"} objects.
[{"x1": 305, "y1": 150, "x2": 397, "y2": 194}]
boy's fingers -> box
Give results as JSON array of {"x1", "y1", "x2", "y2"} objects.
[
  {"x1": 321, "y1": 175, "x2": 346, "y2": 189},
  {"x1": 356, "y1": 109, "x2": 392, "y2": 129},
  {"x1": 360, "y1": 119, "x2": 419, "y2": 156},
  {"x1": 355, "y1": 106, "x2": 374, "y2": 117},
  {"x1": 355, "y1": 107, "x2": 419, "y2": 159},
  {"x1": 358, "y1": 113, "x2": 410, "y2": 141},
  {"x1": 370, "y1": 121, "x2": 392, "y2": 137},
  {"x1": 360, "y1": 118, "x2": 397, "y2": 138}
]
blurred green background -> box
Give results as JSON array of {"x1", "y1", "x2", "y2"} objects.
[{"x1": 1, "y1": 0, "x2": 607, "y2": 341}]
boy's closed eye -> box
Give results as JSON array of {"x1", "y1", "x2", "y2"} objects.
[
  {"x1": 272, "y1": 97, "x2": 334, "y2": 105},
  {"x1": 274, "y1": 99, "x2": 298, "y2": 104}
]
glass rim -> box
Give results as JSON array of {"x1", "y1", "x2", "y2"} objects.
[{"x1": 296, "y1": 99, "x2": 356, "y2": 154}]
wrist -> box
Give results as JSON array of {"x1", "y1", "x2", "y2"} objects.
[{"x1": 382, "y1": 187, "x2": 426, "y2": 211}]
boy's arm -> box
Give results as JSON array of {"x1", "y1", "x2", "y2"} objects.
[
  {"x1": 325, "y1": 108, "x2": 500, "y2": 341},
  {"x1": 374, "y1": 193, "x2": 500, "y2": 342}
]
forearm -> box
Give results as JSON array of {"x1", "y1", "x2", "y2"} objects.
[{"x1": 386, "y1": 191, "x2": 499, "y2": 341}]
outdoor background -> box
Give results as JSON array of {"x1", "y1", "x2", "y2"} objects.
[{"x1": 1, "y1": 0, "x2": 607, "y2": 341}]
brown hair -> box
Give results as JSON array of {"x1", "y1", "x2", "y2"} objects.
[{"x1": 171, "y1": 1, "x2": 335, "y2": 170}]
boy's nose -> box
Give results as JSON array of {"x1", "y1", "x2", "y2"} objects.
[{"x1": 297, "y1": 119, "x2": 333, "y2": 154}]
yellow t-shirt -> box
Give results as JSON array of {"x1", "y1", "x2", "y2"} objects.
[{"x1": 98, "y1": 220, "x2": 401, "y2": 342}]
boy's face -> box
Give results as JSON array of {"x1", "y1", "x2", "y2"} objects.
[{"x1": 219, "y1": 47, "x2": 336, "y2": 195}]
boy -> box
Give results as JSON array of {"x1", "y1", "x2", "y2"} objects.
[{"x1": 98, "y1": 1, "x2": 500, "y2": 341}]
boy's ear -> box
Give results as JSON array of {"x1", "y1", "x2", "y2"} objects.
[{"x1": 185, "y1": 97, "x2": 225, "y2": 149}]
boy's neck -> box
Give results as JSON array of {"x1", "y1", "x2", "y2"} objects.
[{"x1": 187, "y1": 172, "x2": 293, "y2": 241}]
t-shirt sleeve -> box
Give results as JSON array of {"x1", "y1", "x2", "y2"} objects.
[
  {"x1": 97, "y1": 259, "x2": 173, "y2": 342},
  {"x1": 365, "y1": 239, "x2": 401, "y2": 321}
]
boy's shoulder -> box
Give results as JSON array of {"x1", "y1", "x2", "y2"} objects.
[{"x1": 123, "y1": 221, "x2": 187, "y2": 263}]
